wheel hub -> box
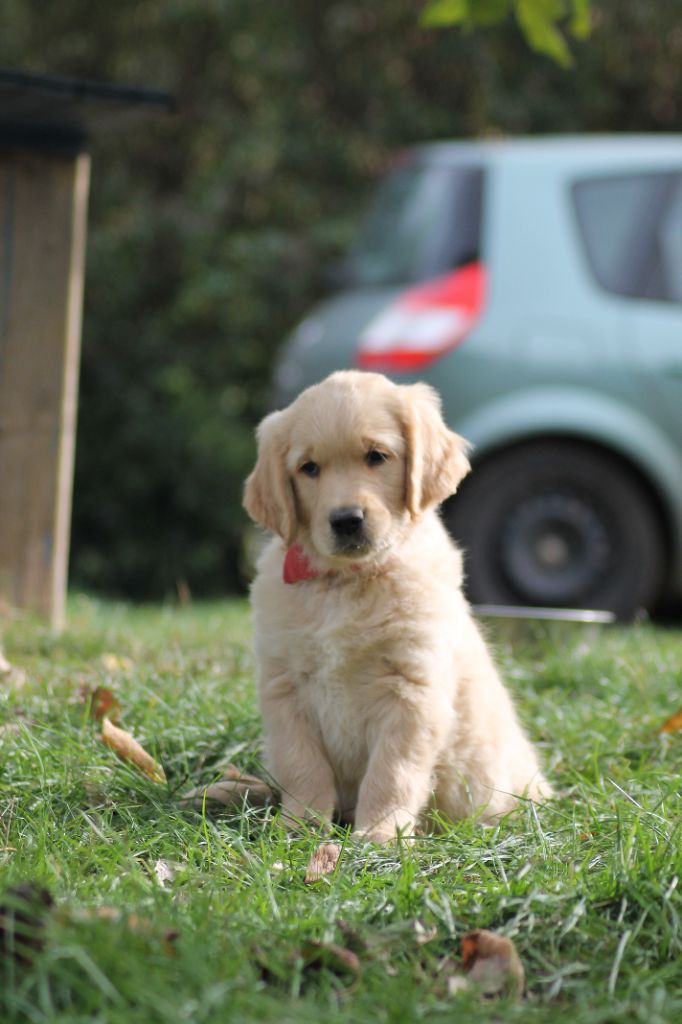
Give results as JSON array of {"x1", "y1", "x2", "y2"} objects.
[
  {"x1": 499, "y1": 492, "x2": 613, "y2": 605},
  {"x1": 534, "y1": 531, "x2": 571, "y2": 568}
]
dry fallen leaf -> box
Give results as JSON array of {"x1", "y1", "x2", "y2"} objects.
[
  {"x1": 179, "y1": 764, "x2": 274, "y2": 810},
  {"x1": 299, "y1": 940, "x2": 361, "y2": 978},
  {"x1": 336, "y1": 917, "x2": 438, "y2": 963},
  {"x1": 80, "y1": 685, "x2": 122, "y2": 724},
  {"x1": 659, "y1": 707, "x2": 682, "y2": 734},
  {"x1": 101, "y1": 717, "x2": 166, "y2": 784},
  {"x1": 100, "y1": 653, "x2": 134, "y2": 673},
  {"x1": 304, "y1": 843, "x2": 341, "y2": 883},
  {"x1": 0, "y1": 882, "x2": 54, "y2": 965},
  {"x1": 154, "y1": 859, "x2": 174, "y2": 887},
  {"x1": 252, "y1": 938, "x2": 361, "y2": 989},
  {"x1": 223, "y1": 763, "x2": 274, "y2": 790},
  {"x1": 461, "y1": 929, "x2": 524, "y2": 997}
]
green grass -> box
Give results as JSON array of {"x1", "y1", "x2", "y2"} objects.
[{"x1": 1, "y1": 595, "x2": 682, "y2": 1023}]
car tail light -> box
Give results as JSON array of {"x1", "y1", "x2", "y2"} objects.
[{"x1": 355, "y1": 261, "x2": 486, "y2": 372}]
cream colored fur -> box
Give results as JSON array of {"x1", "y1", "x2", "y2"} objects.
[{"x1": 244, "y1": 370, "x2": 550, "y2": 842}]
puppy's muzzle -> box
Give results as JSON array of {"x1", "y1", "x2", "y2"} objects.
[{"x1": 329, "y1": 506, "x2": 367, "y2": 552}]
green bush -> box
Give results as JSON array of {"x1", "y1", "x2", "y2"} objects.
[{"x1": 0, "y1": 0, "x2": 677, "y2": 597}]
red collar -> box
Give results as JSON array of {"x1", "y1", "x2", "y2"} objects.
[
  {"x1": 283, "y1": 545, "x2": 370, "y2": 584},
  {"x1": 283, "y1": 544, "x2": 330, "y2": 583}
]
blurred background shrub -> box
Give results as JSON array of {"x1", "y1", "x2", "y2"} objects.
[{"x1": 0, "y1": 0, "x2": 679, "y2": 599}]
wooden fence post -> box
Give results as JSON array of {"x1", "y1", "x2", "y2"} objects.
[{"x1": 0, "y1": 148, "x2": 90, "y2": 630}]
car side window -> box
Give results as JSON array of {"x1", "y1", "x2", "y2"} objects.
[
  {"x1": 658, "y1": 179, "x2": 682, "y2": 303},
  {"x1": 573, "y1": 171, "x2": 682, "y2": 302}
]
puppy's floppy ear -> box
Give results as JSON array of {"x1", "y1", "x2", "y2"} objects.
[
  {"x1": 243, "y1": 410, "x2": 297, "y2": 544},
  {"x1": 401, "y1": 383, "x2": 471, "y2": 515}
]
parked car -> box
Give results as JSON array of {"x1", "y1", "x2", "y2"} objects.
[{"x1": 272, "y1": 136, "x2": 682, "y2": 619}]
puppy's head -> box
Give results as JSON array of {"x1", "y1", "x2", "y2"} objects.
[{"x1": 243, "y1": 371, "x2": 470, "y2": 566}]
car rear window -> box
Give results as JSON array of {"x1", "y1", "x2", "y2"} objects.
[
  {"x1": 573, "y1": 171, "x2": 682, "y2": 301},
  {"x1": 345, "y1": 160, "x2": 483, "y2": 288}
]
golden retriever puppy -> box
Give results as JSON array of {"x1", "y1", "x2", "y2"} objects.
[{"x1": 244, "y1": 371, "x2": 550, "y2": 842}]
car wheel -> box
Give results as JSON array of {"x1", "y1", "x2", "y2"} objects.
[{"x1": 444, "y1": 441, "x2": 665, "y2": 620}]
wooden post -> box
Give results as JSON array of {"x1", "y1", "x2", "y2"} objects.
[{"x1": 0, "y1": 148, "x2": 90, "y2": 629}]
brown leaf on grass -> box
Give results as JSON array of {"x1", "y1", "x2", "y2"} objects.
[
  {"x1": 0, "y1": 883, "x2": 54, "y2": 965},
  {"x1": 335, "y1": 917, "x2": 438, "y2": 968},
  {"x1": 298, "y1": 940, "x2": 361, "y2": 978},
  {"x1": 179, "y1": 764, "x2": 274, "y2": 810},
  {"x1": 304, "y1": 843, "x2": 341, "y2": 883},
  {"x1": 222, "y1": 763, "x2": 274, "y2": 791},
  {"x1": 80, "y1": 685, "x2": 122, "y2": 724},
  {"x1": 659, "y1": 707, "x2": 682, "y2": 734},
  {"x1": 162, "y1": 929, "x2": 181, "y2": 957},
  {"x1": 101, "y1": 717, "x2": 166, "y2": 784},
  {"x1": 461, "y1": 929, "x2": 524, "y2": 997},
  {"x1": 252, "y1": 939, "x2": 361, "y2": 989}
]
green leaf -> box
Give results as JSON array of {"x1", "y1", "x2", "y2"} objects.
[
  {"x1": 514, "y1": 0, "x2": 573, "y2": 66},
  {"x1": 421, "y1": 0, "x2": 513, "y2": 28},
  {"x1": 423, "y1": 0, "x2": 585, "y2": 64},
  {"x1": 421, "y1": 0, "x2": 469, "y2": 28},
  {"x1": 570, "y1": 0, "x2": 591, "y2": 38},
  {"x1": 468, "y1": 0, "x2": 514, "y2": 26}
]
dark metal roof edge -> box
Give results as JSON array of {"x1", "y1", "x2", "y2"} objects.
[
  {"x1": 0, "y1": 67, "x2": 175, "y2": 113},
  {"x1": 0, "y1": 125, "x2": 88, "y2": 155}
]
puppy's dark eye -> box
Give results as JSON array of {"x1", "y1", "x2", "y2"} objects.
[
  {"x1": 365, "y1": 449, "x2": 388, "y2": 467},
  {"x1": 299, "y1": 461, "x2": 320, "y2": 478}
]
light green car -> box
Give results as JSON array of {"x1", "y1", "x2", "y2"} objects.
[{"x1": 273, "y1": 137, "x2": 682, "y2": 619}]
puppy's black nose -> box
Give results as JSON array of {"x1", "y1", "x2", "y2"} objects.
[{"x1": 329, "y1": 506, "x2": 364, "y2": 537}]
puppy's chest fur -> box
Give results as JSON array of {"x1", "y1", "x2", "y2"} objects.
[
  {"x1": 265, "y1": 576, "x2": 425, "y2": 783},
  {"x1": 292, "y1": 583, "x2": 400, "y2": 776}
]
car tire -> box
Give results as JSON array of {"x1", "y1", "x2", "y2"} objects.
[{"x1": 444, "y1": 441, "x2": 665, "y2": 621}]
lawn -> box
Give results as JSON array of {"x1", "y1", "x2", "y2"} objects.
[{"x1": 1, "y1": 595, "x2": 681, "y2": 1024}]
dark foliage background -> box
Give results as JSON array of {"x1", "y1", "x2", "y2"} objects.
[{"x1": 1, "y1": 1, "x2": 680, "y2": 598}]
